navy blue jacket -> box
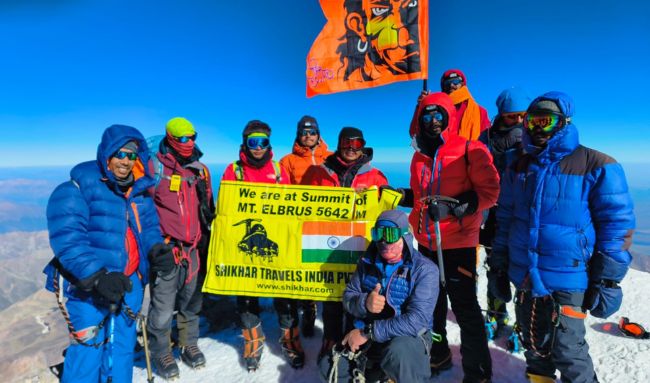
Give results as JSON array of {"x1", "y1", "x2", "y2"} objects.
[
  {"x1": 44, "y1": 125, "x2": 162, "y2": 295},
  {"x1": 343, "y1": 233, "x2": 439, "y2": 343},
  {"x1": 492, "y1": 92, "x2": 635, "y2": 297}
]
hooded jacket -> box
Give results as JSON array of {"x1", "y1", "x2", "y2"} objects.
[
  {"x1": 279, "y1": 138, "x2": 333, "y2": 184},
  {"x1": 343, "y1": 233, "x2": 439, "y2": 343},
  {"x1": 153, "y1": 140, "x2": 212, "y2": 245},
  {"x1": 409, "y1": 92, "x2": 500, "y2": 250},
  {"x1": 301, "y1": 149, "x2": 388, "y2": 189},
  {"x1": 44, "y1": 124, "x2": 162, "y2": 294},
  {"x1": 491, "y1": 92, "x2": 635, "y2": 297}
]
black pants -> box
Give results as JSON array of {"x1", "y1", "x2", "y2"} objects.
[
  {"x1": 419, "y1": 246, "x2": 492, "y2": 381},
  {"x1": 516, "y1": 290, "x2": 598, "y2": 383},
  {"x1": 236, "y1": 296, "x2": 299, "y2": 330}
]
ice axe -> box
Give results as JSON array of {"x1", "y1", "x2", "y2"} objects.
[
  {"x1": 140, "y1": 315, "x2": 155, "y2": 382},
  {"x1": 421, "y1": 195, "x2": 459, "y2": 287},
  {"x1": 106, "y1": 303, "x2": 119, "y2": 383}
]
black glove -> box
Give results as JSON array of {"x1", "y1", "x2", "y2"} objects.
[
  {"x1": 427, "y1": 201, "x2": 451, "y2": 221},
  {"x1": 487, "y1": 269, "x2": 512, "y2": 303},
  {"x1": 148, "y1": 243, "x2": 177, "y2": 275},
  {"x1": 450, "y1": 190, "x2": 478, "y2": 218},
  {"x1": 583, "y1": 280, "x2": 623, "y2": 319},
  {"x1": 94, "y1": 272, "x2": 133, "y2": 304}
]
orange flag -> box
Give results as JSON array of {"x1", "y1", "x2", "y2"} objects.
[{"x1": 306, "y1": 0, "x2": 429, "y2": 97}]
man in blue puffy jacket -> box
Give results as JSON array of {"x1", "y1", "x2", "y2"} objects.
[
  {"x1": 488, "y1": 92, "x2": 635, "y2": 383},
  {"x1": 319, "y1": 209, "x2": 439, "y2": 383},
  {"x1": 44, "y1": 125, "x2": 173, "y2": 382}
]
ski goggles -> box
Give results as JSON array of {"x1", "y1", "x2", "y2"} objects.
[
  {"x1": 173, "y1": 134, "x2": 197, "y2": 144},
  {"x1": 246, "y1": 136, "x2": 270, "y2": 149},
  {"x1": 524, "y1": 113, "x2": 563, "y2": 133},
  {"x1": 113, "y1": 150, "x2": 138, "y2": 161},
  {"x1": 340, "y1": 137, "x2": 365, "y2": 151},
  {"x1": 618, "y1": 317, "x2": 650, "y2": 339},
  {"x1": 421, "y1": 111, "x2": 444, "y2": 124},
  {"x1": 443, "y1": 78, "x2": 463, "y2": 87},
  {"x1": 300, "y1": 128, "x2": 318, "y2": 137},
  {"x1": 501, "y1": 112, "x2": 525, "y2": 121},
  {"x1": 371, "y1": 226, "x2": 408, "y2": 244}
]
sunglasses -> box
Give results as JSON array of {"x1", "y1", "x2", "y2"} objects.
[
  {"x1": 524, "y1": 113, "x2": 563, "y2": 133},
  {"x1": 113, "y1": 150, "x2": 138, "y2": 161},
  {"x1": 340, "y1": 137, "x2": 364, "y2": 151},
  {"x1": 173, "y1": 134, "x2": 197, "y2": 144},
  {"x1": 371, "y1": 226, "x2": 408, "y2": 244},
  {"x1": 246, "y1": 136, "x2": 270, "y2": 149},
  {"x1": 618, "y1": 317, "x2": 649, "y2": 339},
  {"x1": 300, "y1": 129, "x2": 318, "y2": 137},
  {"x1": 502, "y1": 112, "x2": 525, "y2": 121},
  {"x1": 422, "y1": 112, "x2": 444, "y2": 124}
]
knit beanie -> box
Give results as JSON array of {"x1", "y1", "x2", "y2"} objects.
[
  {"x1": 337, "y1": 127, "x2": 365, "y2": 149},
  {"x1": 496, "y1": 87, "x2": 532, "y2": 115},
  {"x1": 297, "y1": 115, "x2": 319, "y2": 135},
  {"x1": 440, "y1": 69, "x2": 466, "y2": 90},
  {"x1": 242, "y1": 120, "x2": 271, "y2": 143},
  {"x1": 527, "y1": 99, "x2": 563, "y2": 115},
  {"x1": 375, "y1": 209, "x2": 409, "y2": 231},
  {"x1": 121, "y1": 140, "x2": 138, "y2": 152},
  {"x1": 166, "y1": 117, "x2": 195, "y2": 137}
]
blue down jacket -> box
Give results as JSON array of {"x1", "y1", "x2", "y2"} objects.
[
  {"x1": 492, "y1": 92, "x2": 635, "y2": 297},
  {"x1": 343, "y1": 233, "x2": 439, "y2": 343},
  {"x1": 44, "y1": 124, "x2": 162, "y2": 295}
]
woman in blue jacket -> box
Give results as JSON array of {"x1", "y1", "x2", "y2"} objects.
[
  {"x1": 488, "y1": 92, "x2": 635, "y2": 383},
  {"x1": 44, "y1": 125, "x2": 172, "y2": 382}
]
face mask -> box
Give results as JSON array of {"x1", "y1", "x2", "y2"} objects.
[{"x1": 167, "y1": 132, "x2": 195, "y2": 157}]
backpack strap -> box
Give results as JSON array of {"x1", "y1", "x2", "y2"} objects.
[
  {"x1": 271, "y1": 160, "x2": 282, "y2": 183},
  {"x1": 232, "y1": 161, "x2": 244, "y2": 181}
]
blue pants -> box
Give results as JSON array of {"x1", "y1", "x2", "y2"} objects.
[{"x1": 62, "y1": 273, "x2": 143, "y2": 383}]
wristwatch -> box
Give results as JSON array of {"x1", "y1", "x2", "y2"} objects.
[{"x1": 362, "y1": 322, "x2": 374, "y2": 341}]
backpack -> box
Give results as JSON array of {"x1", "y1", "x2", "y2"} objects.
[{"x1": 231, "y1": 160, "x2": 282, "y2": 183}]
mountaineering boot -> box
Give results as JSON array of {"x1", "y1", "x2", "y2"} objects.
[
  {"x1": 153, "y1": 353, "x2": 180, "y2": 380},
  {"x1": 301, "y1": 301, "x2": 317, "y2": 338},
  {"x1": 180, "y1": 344, "x2": 206, "y2": 369},
  {"x1": 430, "y1": 348, "x2": 453, "y2": 375},
  {"x1": 279, "y1": 327, "x2": 305, "y2": 368},
  {"x1": 526, "y1": 372, "x2": 556, "y2": 383},
  {"x1": 242, "y1": 324, "x2": 265, "y2": 372}
]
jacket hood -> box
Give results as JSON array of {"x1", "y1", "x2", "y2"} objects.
[
  {"x1": 528, "y1": 91, "x2": 575, "y2": 118},
  {"x1": 409, "y1": 92, "x2": 458, "y2": 143},
  {"x1": 96, "y1": 124, "x2": 152, "y2": 183}
]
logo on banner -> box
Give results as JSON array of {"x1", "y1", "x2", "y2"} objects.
[{"x1": 233, "y1": 218, "x2": 279, "y2": 262}]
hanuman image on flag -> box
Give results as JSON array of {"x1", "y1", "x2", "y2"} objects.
[
  {"x1": 337, "y1": 0, "x2": 421, "y2": 81},
  {"x1": 307, "y1": 0, "x2": 428, "y2": 97}
]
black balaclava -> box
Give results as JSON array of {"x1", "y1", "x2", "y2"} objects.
[{"x1": 418, "y1": 104, "x2": 449, "y2": 157}]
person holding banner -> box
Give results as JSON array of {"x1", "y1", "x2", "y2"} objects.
[
  {"x1": 319, "y1": 209, "x2": 438, "y2": 383},
  {"x1": 146, "y1": 117, "x2": 214, "y2": 379},
  {"x1": 397, "y1": 92, "x2": 499, "y2": 382},
  {"x1": 279, "y1": 115, "x2": 333, "y2": 338},
  {"x1": 441, "y1": 69, "x2": 490, "y2": 141},
  {"x1": 221, "y1": 120, "x2": 304, "y2": 371},
  {"x1": 302, "y1": 126, "x2": 389, "y2": 360}
]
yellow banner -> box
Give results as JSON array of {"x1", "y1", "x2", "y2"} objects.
[{"x1": 202, "y1": 181, "x2": 401, "y2": 301}]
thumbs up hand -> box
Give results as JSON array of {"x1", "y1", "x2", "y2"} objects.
[{"x1": 365, "y1": 283, "x2": 386, "y2": 314}]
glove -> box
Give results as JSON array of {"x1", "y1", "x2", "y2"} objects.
[
  {"x1": 427, "y1": 199, "x2": 453, "y2": 221},
  {"x1": 583, "y1": 280, "x2": 622, "y2": 319},
  {"x1": 487, "y1": 269, "x2": 512, "y2": 303},
  {"x1": 450, "y1": 190, "x2": 478, "y2": 219},
  {"x1": 148, "y1": 243, "x2": 177, "y2": 275},
  {"x1": 94, "y1": 272, "x2": 133, "y2": 304}
]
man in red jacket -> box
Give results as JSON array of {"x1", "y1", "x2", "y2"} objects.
[
  {"x1": 221, "y1": 120, "x2": 308, "y2": 372},
  {"x1": 302, "y1": 126, "x2": 389, "y2": 360},
  {"x1": 399, "y1": 92, "x2": 499, "y2": 382},
  {"x1": 279, "y1": 115, "x2": 333, "y2": 338}
]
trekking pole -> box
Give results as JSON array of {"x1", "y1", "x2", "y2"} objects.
[
  {"x1": 141, "y1": 315, "x2": 155, "y2": 383},
  {"x1": 107, "y1": 303, "x2": 118, "y2": 383},
  {"x1": 423, "y1": 195, "x2": 459, "y2": 288}
]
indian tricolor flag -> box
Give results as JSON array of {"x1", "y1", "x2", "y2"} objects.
[{"x1": 301, "y1": 221, "x2": 368, "y2": 264}]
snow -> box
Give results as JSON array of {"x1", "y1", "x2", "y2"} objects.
[{"x1": 132, "y1": 251, "x2": 650, "y2": 382}]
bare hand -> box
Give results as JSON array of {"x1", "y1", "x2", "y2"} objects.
[
  {"x1": 342, "y1": 329, "x2": 368, "y2": 352},
  {"x1": 365, "y1": 284, "x2": 385, "y2": 314}
]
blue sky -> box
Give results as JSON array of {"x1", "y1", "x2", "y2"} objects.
[{"x1": 1, "y1": 0, "x2": 649, "y2": 167}]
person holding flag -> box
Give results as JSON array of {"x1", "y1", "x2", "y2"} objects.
[{"x1": 441, "y1": 69, "x2": 490, "y2": 141}]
